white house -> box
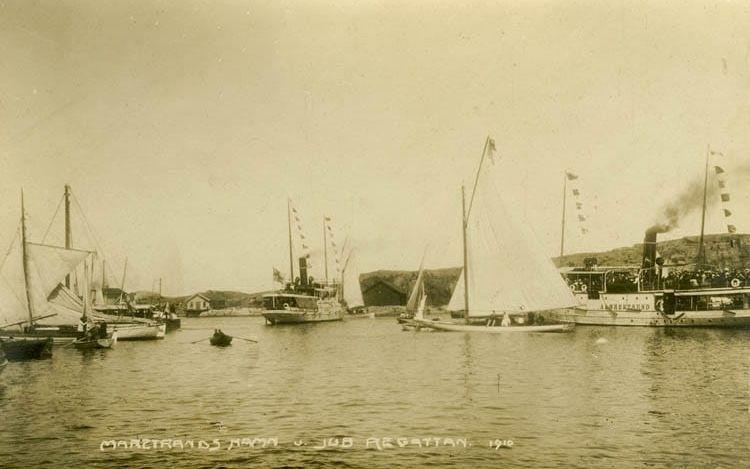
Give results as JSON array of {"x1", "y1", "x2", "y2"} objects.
[{"x1": 185, "y1": 293, "x2": 211, "y2": 312}]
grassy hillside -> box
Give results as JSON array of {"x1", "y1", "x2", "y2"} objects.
[{"x1": 133, "y1": 290, "x2": 270, "y2": 308}]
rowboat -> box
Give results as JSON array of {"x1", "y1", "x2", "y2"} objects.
[
  {"x1": 73, "y1": 330, "x2": 118, "y2": 350},
  {"x1": 209, "y1": 330, "x2": 232, "y2": 347}
]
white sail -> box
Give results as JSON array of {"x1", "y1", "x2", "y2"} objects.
[
  {"x1": 42, "y1": 284, "x2": 85, "y2": 325},
  {"x1": 458, "y1": 157, "x2": 576, "y2": 317},
  {"x1": 415, "y1": 294, "x2": 427, "y2": 320},
  {"x1": 0, "y1": 238, "x2": 89, "y2": 328},
  {"x1": 447, "y1": 269, "x2": 464, "y2": 311},
  {"x1": 0, "y1": 237, "x2": 29, "y2": 326},
  {"x1": 405, "y1": 257, "x2": 426, "y2": 313},
  {"x1": 341, "y1": 250, "x2": 364, "y2": 308}
]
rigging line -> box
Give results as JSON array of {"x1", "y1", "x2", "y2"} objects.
[
  {"x1": 0, "y1": 224, "x2": 21, "y2": 271},
  {"x1": 70, "y1": 191, "x2": 108, "y2": 258},
  {"x1": 465, "y1": 137, "x2": 491, "y2": 223},
  {"x1": 41, "y1": 194, "x2": 65, "y2": 244},
  {"x1": 0, "y1": 269, "x2": 29, "y2": 314},
  {"x1": 69, "y1": 191, "x2": 123, "y2": 290}
]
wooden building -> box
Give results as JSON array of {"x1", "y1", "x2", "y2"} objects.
[
  {"x1": 362, "y1": 279, "x2": 407, "y2": 306},
  {"x1": 184, "y1": 293, "x2": 211, "y2": 317}
]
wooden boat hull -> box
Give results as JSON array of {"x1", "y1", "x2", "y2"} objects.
[
  {"x1": 0, "y1": 337, "x2": 53, "y2": 360},
  {"x1": 263, "y1": 309, "x2": 344, "y2": 325},
  {"x1": 557, "y1": 307, "x2": 750, "y2": 328},
  {"x1": 109, "y1": 323, "x2": 166, "y2": 340},
  {"x1": 1, "y1": 325, "x2": 80, "y2": 343},
  {"x1": 164, "y1": 318, "x2": 181, "y2": 332},
  {"x1": 412, "y1": 318, "x2": 574, "y2": 333},
  {"x1": 209, "y1": 335, "x2": 232, "y2": 346},
  {"x1": 73, "y1": 331, "x2": 118, "y2": 349}
]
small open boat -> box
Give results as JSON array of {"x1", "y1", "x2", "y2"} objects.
[
  {"x1": 209, "y1": 330, "x2": 232, "y2": 347},
  {"x1": 73, "y1": 329, "x2": 117, "y2": 350}
]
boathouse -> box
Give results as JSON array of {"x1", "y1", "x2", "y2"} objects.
[{"x1": 362, "y1": 279, "x2": 407, "y2": 306}]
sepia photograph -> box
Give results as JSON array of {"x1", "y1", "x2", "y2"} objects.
[{"x1": 1, "y1": 1, "x2": 749, "y2": 467}]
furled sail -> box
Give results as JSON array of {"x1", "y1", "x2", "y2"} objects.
[
  {"x1": 451, "y1": 157, "x2": 576, "y2": 317},
  {"x1": 341, "y1": 250, "x2": 364, "y2": 308}
]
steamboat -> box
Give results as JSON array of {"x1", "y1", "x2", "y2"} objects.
[
  {"x1": 262, "y1": 256, "x2": 344, "y2": 325},
  {"x1": 558, "y1": 227, "x2": 750, "y2": 327}
]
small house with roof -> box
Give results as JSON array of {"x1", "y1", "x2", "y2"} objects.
[{"x1": 184, "y1": 293, "x2": 211, "y2": 317}]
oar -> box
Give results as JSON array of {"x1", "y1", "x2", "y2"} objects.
[
  {"x1": 233, "y1": 336, "x2": 258, "y2": 343},
  {"x1": 191, "y1": 337, "x2": 210, "y2": 344}
]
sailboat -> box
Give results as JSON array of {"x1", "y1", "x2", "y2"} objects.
[
  {"x1": 54, "y1": 185, "x2": 165, "y2": 340},
  {"x1": 413, "y1": 137, "x2": 576, "y2": 333},
  {"x1": 0, "y1": 191, "x2": 92, "y2": 359},
  {"x1": 72, "y1": 258, "x2": 117, "y2": 349},
  {"x1": 261, "y1": 201, "x2": 344, "y2": 325},
  {"x1": 341, "y1": 249, "x2": 365, "y2": 315},
  {"x1": 398, "y1": 249, "x2": 428, "y2": 325}
]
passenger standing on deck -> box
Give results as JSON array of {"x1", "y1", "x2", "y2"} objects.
[{"x1": 501, "y1": 313, "x2": 511, "y2": 327}]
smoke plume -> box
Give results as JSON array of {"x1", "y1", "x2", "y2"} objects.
[{"x1": 651, "y1": 163, "x2": 750, "y2": 234}]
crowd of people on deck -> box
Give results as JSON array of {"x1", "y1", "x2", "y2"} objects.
[
  {"x1": 566, "y1": 267, "x2": 750, "y2": 293},
  {"x1": 662, "y1": 268, "x2": 750, "y2": 290}
]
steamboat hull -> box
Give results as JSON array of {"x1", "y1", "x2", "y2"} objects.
[
  {"x1": 263, "y1": 309, "x2": 343, "y2": 325},
  {"x1": 558, "y1": 308, "x2": 750, "y2": 327}
]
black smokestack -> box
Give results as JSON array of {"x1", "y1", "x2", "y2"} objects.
[
  {"x1": 298, "y1": 257, "x2": 308, "y2": 286},
  {"x1": 642, "y1": 225, "x2": 666, "y2": 269}
]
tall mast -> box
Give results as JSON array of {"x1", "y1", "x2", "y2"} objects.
[
  {"x1": 462, "y1": 137, "x2": 493, "y2": 324},
  {"x1": 64, "y1": 184, "x2": 72, "y2": 287},
  {"x1": 287, "y1": 198, "x2": 294, "y2": 281},
  {"x1": 20, "y1": 190, "x2": 35, "y2": 325},
  {"x1": 462, "y1": 185, "x2": 470, "y2": 324},
  {"x1": 82, "y1": 257, "x2": 90, "y2": 322},
  {"x1": 697, "y1": 145, "x2": 710, "y2": 265},
  {"x1": 323, "y1": 217, "x2": 329, "y2": 283},
  {"x1": 119, "y1": 258, "x2": 128, "y2": 304},
  {"x1": 559, "y1": 174, "x2": 567, "y2": 257},
  {"x1": 159, "y1": 277, "x2": 162, "y2": 298}
]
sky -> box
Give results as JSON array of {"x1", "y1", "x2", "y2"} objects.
[{"x1": 1, "y1": 1, "x2": 749, "y2": 295}]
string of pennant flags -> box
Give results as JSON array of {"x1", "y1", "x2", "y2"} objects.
[
  {"x1": 290, "y1": 200, "x2": 312, "y2": 269},
  {"x1": 711, "y1": 150, "x2": 736, "y2": 234},
  {"x1": 324, "y1": 216, "x2": 341, "y2": 277},
  {"x1": 565, "y1": 171, "x2": 589, "y2": 235}
]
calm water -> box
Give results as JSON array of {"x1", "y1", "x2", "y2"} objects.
[{"x1": 0, "y1": 317, "x2": 748, "y2": 468}]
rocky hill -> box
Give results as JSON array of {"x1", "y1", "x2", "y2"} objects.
[{"x1": 554, "y1": 233, "x2": 750, "y2": 268}]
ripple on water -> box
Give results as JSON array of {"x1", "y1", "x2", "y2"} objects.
[{"x1": 0, "y1": 319, "x2": 749, "y2": 467}]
